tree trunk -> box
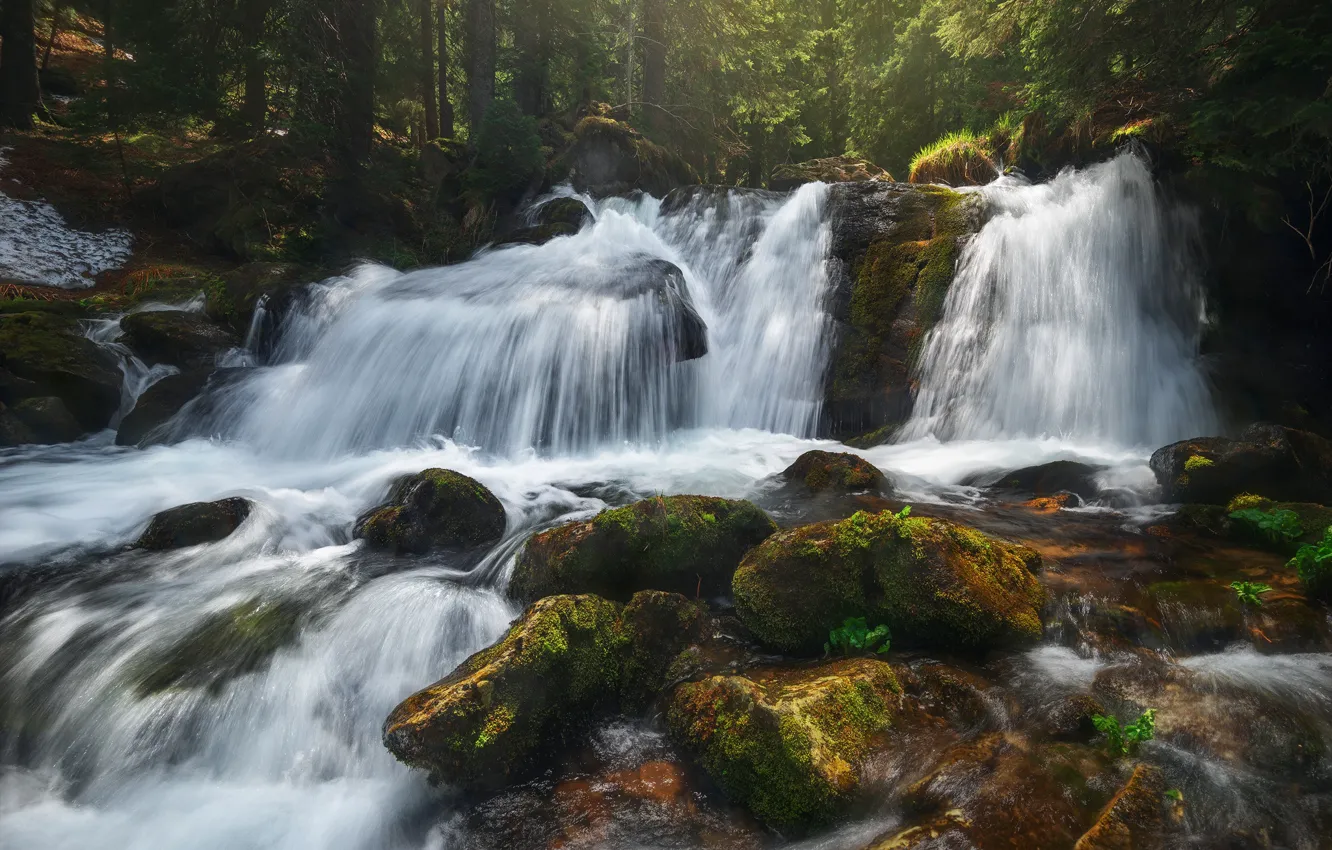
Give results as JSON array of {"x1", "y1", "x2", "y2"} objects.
[
  {"x1": 513, "y1": 0, "x2": 545, "y2": 116},
  {"x1": 41, "y1": 1, "x2": 65, "y2": 72},
  {"x1": 335, "y1": 0, "x2": 377, "y2": 166},
  {"x1": 420, "y1": 0, "x2": 438, "y2": 140},
  {"x1": 820, "y1": 0, "x2": 844, "y2": 155},
  {"x1": 437, "y1": 0, "x2": 453, "y2": 138},
  {"x1": 239, "y1": 0, "x2": 272, "y2": 133},
  {"x1": 642, "y1": 0, "x2": 666, "y2": 135},
  {"x1": 0, "y1": 0, "x2": 40, "y2": 128},
  {"x1": 464, "y1": 0, "x2": 494, "y2": 133},
  {"x1": 747, "y1": 123, "x2": 765, "y2": 188}
]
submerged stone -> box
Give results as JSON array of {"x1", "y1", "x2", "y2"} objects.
[
  {"x1": 510, "y1": 495, "x2": 776, "y2": 602},
  {"x1": 1074, "y1": 763, "x2": 1166, "y2": 850},
  {"x1": 354, "y1": 468, "x2": 506, "y2": 555},
  {"x1": 135, "y1": 497, "x2": 254, "y2": 550},
  {"x1": 733, "y1": 509, "x2": 1046, "y2": 653},
  {"x1": 666, "y1": 658, "x2": 901, "y2": 831}
]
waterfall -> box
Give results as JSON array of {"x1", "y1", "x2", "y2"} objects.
[
  {"x1": 902, "y1": 152, "x2": 1217, "y2": 447},
  {"x1": 186, "y1": 183, "x2": 834, "y2": 458}
]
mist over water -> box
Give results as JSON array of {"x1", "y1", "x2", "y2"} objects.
[{"x1": 0, "y1": 155, "x2": 1241, "y2": 850}]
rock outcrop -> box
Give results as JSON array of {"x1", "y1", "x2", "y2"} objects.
[
  {"x1": 566, "y1": 115, "x2": 697, "y2": 198},
  {"x1": 119, "y1": 310, "x2": 239, "y2": 370},
  {"x1": 769, "y1": 156, "x2": 893, "y2": 192},
  {"x1": 509, "y1": 495, "x2": 776, "y2": 602},
  {"x1": 733, "y1": 509, "x2": 1046, "y2": 653},
  {"x1": 354, "y1": 469, "x2": 506, "y2": 555}
]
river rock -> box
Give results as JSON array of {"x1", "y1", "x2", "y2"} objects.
[
  {"x1": 509, "y1": 495, "x2": 776, "y2": 603},
  {"x1": 617, "y1": 591, "x2": 707, "y2": 712},
  {"x1": 780, "y1": 450, "x2": 889, "y2": 494},
  {"x1": 116, "y1": 371, "x2": 212, "y2": 446},
  {"x1": 986, "y1": 460, "x2": 1104, "y2": 501},
  {"x1": 769, "y1": 156, "x2": 893, "y2": 192},
  {"x1": 1150, "y1": 424, "x2": 1332, "y2": 505},
  {"x1": 566, "y1": 115, "x2": 697, "y2": 198},
  {"x1": 0, "y1": 402, "x2": 37, "y2": 447},
  {"x1": 496, "y1": 197, "x2": 594, "y2": 246},
  {"x1": 733, "y1": 509, "x2": 1046, "y2": 653},
  {"x1": 354, "y1": 468, "x2": 506, "y2": 555},
  {"x1": 0, "y1": 311, "x2": 123, "y2": 433},
  {"x1": 119, "y1": 310, "x2": 239, "y2": 370},
  {"x1": 1074, "y1": 763, "x2": 1166, "y2": 850},
  {"x1": 9, "y1": 396, "x2": 82, "y2": 444},
  {"x1": 383, "y1": 594, "x2": 626, "y2": 789},
  {"x1": 135, "y1": 497, "x2": 254, "y2": 550},
  {"x1": 667, "y1": 658, "x2": 901, "y2": 831}
]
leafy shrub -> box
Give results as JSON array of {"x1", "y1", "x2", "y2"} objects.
[
  {"x1": 1229, "y1": 581, "x2": 1273, "y2": 606},
  {"x1": 1229, "y1": 508, "x2": 1303, "y2": 543},
  {"x1": 466, "y1": 98, "x2": 545, "y2": 202},
  {"x1": 825, "y1": 616, "x2": 891, "y2": 656},
  {"x1": 1289, "y1": 526, "x2": 1332, "y2": 599},
  {"x1": 1092, "y1": 709, "x2": 1157, "y2": 756}
]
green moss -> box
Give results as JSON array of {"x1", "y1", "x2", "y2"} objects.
[
  {"x1": 908, "y1": 130, "x2": 998, "y2": 186},
  {"x1": 1184, "y1": 454, "x2": 1215, "y2": 472},
  {"x1": 356, "y1": 468, "x2": 506, "y2": 554},
  {"x1": 667, "y1": 659, "x2": 900, "y2": 831},
  {"x1": 1226, "y1": 493, "x2": 1269, "y2": 512}
]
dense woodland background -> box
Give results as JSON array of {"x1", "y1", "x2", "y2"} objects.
[{"x1": 0, "y1": 1, "x2": 1328, "y2": 290}]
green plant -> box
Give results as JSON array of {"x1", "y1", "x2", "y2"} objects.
[
  {"x1": 1289, "y1": 526, "x2": 1332, "y2": 598},
  {"x1": 1229, "y1": 508, "x2": 1304, "y2": 543},
  {"x1": 465, "y1": 98, "x2": 544, "y2": 202},
  {"x1": 1183, "y1": 454, "x2": 1214, "y2": 472},
  {"x1": 825, "y1": 616, "x2": 891, "y2": 656},
  {"x1": 1229, "y1": 581, "x2": 1273, "y2": 606},
  {"x1": 1092, "y1": 709, "x2": 1157, "y2": 756}
]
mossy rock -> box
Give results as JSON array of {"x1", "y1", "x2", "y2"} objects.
[
  {"x1": 1074, "y1": 763, "x2": 1166, "y2": 850},
  {"x1": 383, "y1": 594, "x2": 626, "y2": 789},
  {"x1": 733, "y1": 509, "x2": 1046, "y2": 653},
  {"x1": 566, "y1": 116, "x2": 697, "y2": 197},
  {"x1": 617, "y1": 590, "x2": 708, "y2": 713},
  {"x1": 769, "y1": 156, "x2": 893, "y2": 192},
  {"x1": 135, "y1": 497, "x2": 254, "y2": 550},
  {"x1": 822, "y1": 183, "x2": 982, "y2": 440},
  {"x1": 119, "y1": 310, "x2": 239, "y2": 370},
  {"x1": 781, "y1": 450, "x2": 888, "y2": 494},
  {"x1": 132, "y1": 597, "x2": 304, "y2": 695},
  {"x1": 509, "y1": 495, "x2": 776, "y2": 602},
  {"x1": 354, "y1": 469, "x2": 506, "y2": 555},
  {"x1": 666, "y1": 658, "x2": 901, "y2": 831},
  {"x1": 1150, "y1": 424, "x2": 1332, "y2": 505},
  {"x1": 0, "y1": 311, "x2": 123, "y2": 432}
]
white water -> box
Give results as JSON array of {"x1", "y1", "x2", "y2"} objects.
[
  {"x1": 0, "y1": 160, "x2": 1233, "y2": 850},
  {"x1": 0, "y1": 148, "x2": 133, "y2": 289},
  {"x1": 904, "y1": 152, "x2": 1216, "y2": 447}
]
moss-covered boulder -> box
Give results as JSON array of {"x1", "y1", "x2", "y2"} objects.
[
  {"x1": 822, "y1": 182, "x2": 983, "y2": 441},
  {"x1": 0, "y1": 311, "x2": 123, "y2": 433},
  {"x1": 132, "y1": 597, "x2": 304, "y2": 695},
  {"x1": 769, "y1": 156, "x2": 893, "y2": 192},
  {"x1": 666, "y1": 658, "x2": 901, "y2": 831},
  {"x1": 1074, "y1": 763, "x2": 1166, "y2": 850},
  {"x1": 116, "y1": 371, "x2": 211, "y2": 446},
  {"x1": 780, "y1": 450, "x2": 889, "y2": 494},
  {"x1": 509, "y1": 495, "x2": 776, "y2": 602},
  {"x1": 119, "y1": 310, "x2": 239, "y2": 370},
  {"x1": 1150, "y1": 424, "x2": 1332, "y2": 505},
  {"x1": 383, "y1": 595, "x2": 626, "y2": 789},
  {"x1": 354, "y1": 469, "x2": 506, "y2": 555},
  {"x1": 618, "y1": 590, "x2": 707, "y2": 713},
  {"x1": 135, "y1": 497, "x2": 253, "y2": 550},
  {"x1": 566, "y1": 115, "x2": 697, "y2": 197},
  {"x1": 733, "y1": 509, "x2": 1046, "y2": 653}
]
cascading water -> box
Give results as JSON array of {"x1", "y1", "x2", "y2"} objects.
[{"x1": 901, "y1": 152, "x2": 1217, "y2": 448}]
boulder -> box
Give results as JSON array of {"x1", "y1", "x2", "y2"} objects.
[
  {"x1": 509, "y1": 495, "x2": 776, "y2": 602},
  {"x1": 383, "y1": 595, "x2": 626, "y2": 789},
  {"x1": 1150, "y1": 424, "x2": 1332, "y2": 505},
  {"x1": 1074, "y1": 763, "x2": 1166, "y2": 850},
  {"x1": 667, "y1": 658, "x2": 901, "y2": 831},
  {"x1": 769, "y1": 156, "x2": 893, "y2": 192},
  {"x1": 119, "y1": 310, "x2": 239, "y2": 370},
  {"x1": 211, "y1": 261, "x2": 311, "y2": 338},
  {"x1": 135, "y1": 497, "x2": 254, "y2": 550},
  {"x1": 0, "y1": 311, "x2": 123, "y2": 433},
  {"x1": 779, "y1": 450, "x2": 888, "y2": 494},
  {"x1": 354, "y1": 469, "x2": 506, "y2": 555},
  {"x1": 497, "y1": 197, "x2": 594, "y2": 247},
  {"x1": 617, "y1": 590, "x2": 707, "y2": 712},
  {"x1": 9, "y1": 396, "x2": 82, "y2": 444},
  {"x1": 116, "y1": 371, "x2": 211, "y2": 446},
  {"x1": 566, "y1": 115, "x2": 697, "y2": 197},
  {"x1": 985, "y1": 460, "x2": 1104, "y2": 501},
  {"x1": 821, "y1": 182, "x2": 983, "y2": 441},
  {"x1": 0, "y1": 402, "x2": 37, "y2": 447},
  {"x1": 733, "y1": 509, "x2": 1046, "y2": 653}
]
